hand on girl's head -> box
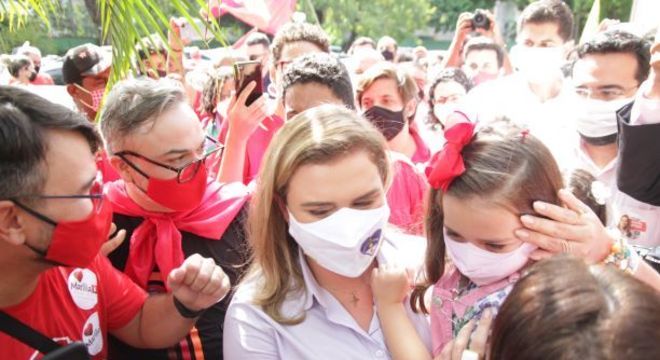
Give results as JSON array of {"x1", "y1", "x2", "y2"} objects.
[
  {"x1": 515, "y1": 189, "x2": 613, "y2": 264},
  {"x1": 370, "y1": 263, "x2": 412, "y2": 306}
]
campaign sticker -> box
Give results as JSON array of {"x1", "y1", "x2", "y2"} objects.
[
  {"x1": 618, "y1": 214, "x2": 647, "y2": 240},
  {"x1": 82, "y1": 312, "x2": 103, "y2": 356},
  {"x1": 360, "y1": 229, "x2": 382, "y2": 256},
  {"x1": 68, "y1": 269, "x2": 98, "y2": 310}
]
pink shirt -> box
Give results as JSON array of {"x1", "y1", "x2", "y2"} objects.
[
  {"x1": 430, "y1": 267, "x2": 518, "y2": 356},
  {"x1": 387, "y1": 152, "x2": 428, "y2": 235},
  {"x1": 224, "y1": 234, "x2": 431, "y2": 359},
  {"x1": 410, "y1": 126, "x2": 431, "y2": 165}
]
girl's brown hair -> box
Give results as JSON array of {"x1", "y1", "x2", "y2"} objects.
[
  {"x1": 244, "y1": 104, "x2": 390, "y2": 324},
  {"x1": 411, "y1": 122, "x2": 564, "y2": 313},
  {"x1": 490, "y1": 255, "x2": 660, "y2": 359}
]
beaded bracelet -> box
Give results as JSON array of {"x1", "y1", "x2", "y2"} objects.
[{"x1": 603, "y1": 233, "x2": 640, "y2": 274}]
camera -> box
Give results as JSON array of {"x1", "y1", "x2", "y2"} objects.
[{"x1": 471, "y1": 10, "x2": 491, "y2": 31}]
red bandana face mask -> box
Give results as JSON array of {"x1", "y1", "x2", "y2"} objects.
[
  {"x1": 14, "y1": 189, "x2": 113, "y2": 268},
  {"x1": 145, "y1": 164, "x2": 208, "y2": 212}
]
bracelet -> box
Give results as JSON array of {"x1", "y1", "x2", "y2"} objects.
[
  {"x1": 173, "y1": 297, "x2": 205, "y2": 319},
  {"x1": 603, "y1": 234, "x2": 640, "y2": 274}
]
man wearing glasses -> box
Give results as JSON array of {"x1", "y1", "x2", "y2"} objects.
[
  {"x1": 568, "y1": 30, "x2": 659, "y2": 247},
  {"x1": 0, "y1": 86, "x2": 231, "y2": 359},
  {"x1": 99, "y1": 78, "x2": 249, "y2": 360}
]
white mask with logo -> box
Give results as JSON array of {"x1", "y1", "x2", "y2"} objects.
[
  {"x1": 288, "y1": 205, "x2": 391, "y2": 278},
  {"x1": 576, "y1": 97, "x2": 633, "y2": 137},
  {"x1": 444, "y1": 229, "x2": 536, "y2": 286}
]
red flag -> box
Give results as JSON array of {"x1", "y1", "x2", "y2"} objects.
[{"x1": 213, "y1": 0, "x2": 297, "y2": 35}]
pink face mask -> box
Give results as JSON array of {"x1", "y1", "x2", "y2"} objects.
[
  {"x1": 444, "y1": 228, "x2": 536, "y2": 286},
  {"x1": 74, "y1": 84, "x2": 105, "y2": 112}
]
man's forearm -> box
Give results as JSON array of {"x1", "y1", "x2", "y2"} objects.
[{"x1": 138, "y1": 294, "x2": 197, "y2": 348}]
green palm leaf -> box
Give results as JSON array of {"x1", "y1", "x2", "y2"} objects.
[{"x1": 2, "y1": 0, "x2": 226, "y2": 120}]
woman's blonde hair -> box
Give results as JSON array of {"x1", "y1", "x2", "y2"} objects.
[{"x1": 246, "y1": 104, "x2": 390, "y2": 324}]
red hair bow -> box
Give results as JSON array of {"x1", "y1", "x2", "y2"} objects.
[{"x1": 425, "y1": 121, "x2": 476, "y2": 191}]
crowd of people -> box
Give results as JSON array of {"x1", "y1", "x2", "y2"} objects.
[{"x1": 1, "y1": 0, "x2": 659, "y2": 359}]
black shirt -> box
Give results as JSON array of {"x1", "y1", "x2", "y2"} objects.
[
  {"x1": 107, "y1": 205, "x2": 250, "y2": 360},
  {"x1": 616, "y1": 103, "x2": 660, "y2": 206}
]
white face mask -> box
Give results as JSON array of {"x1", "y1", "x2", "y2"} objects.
[
  {"x1": 433, "y1": 103, "x2": 458, "y2": 125},
  {"x1": 444, "y1": 229, "x2": 536, "y2": 286},
  {"x1": 510, "y1": 45, "x2": 565, "y2": 84},
  {"x1": 576, "y1": 97, "x2": 633, "y2": 138},
  {"x1": 288, "y1": 205, "x2": 391, "y2": 278}
]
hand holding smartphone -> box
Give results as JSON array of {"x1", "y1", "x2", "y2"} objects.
[{"x1": 233, "y1": 61, "x2": 263, "y2": 106}]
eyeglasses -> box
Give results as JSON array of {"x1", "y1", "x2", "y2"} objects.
[
  {"x1": 11, "y1": 172, "x2": 105, "y2": 225},
  {"x1": 115, "y1": 136, "x2": 223, "y2": 183},
  {"x1": 573, "y1": 85, "x2": 638, "y2": 101}
]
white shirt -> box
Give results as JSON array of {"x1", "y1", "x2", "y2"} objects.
[
  {"x1": 465, "y1": 73, "x2": 579, "y2": 168},
  {"x1": 223, "y1": 234, "x2": 431, "y2": 360}
]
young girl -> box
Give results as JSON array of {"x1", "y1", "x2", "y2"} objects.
[{"x1": 371, "y1": 119, "x2": 641, "y2": 359}]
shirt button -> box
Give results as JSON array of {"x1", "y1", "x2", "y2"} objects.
[{"x1": 375, "y1": 350, "x2": 385, "y2": 358}]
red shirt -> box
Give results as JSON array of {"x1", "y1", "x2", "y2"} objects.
[
  {"x1": 410, "y1": 126, "x2": 431, "y2": 165},
  {"x1": 0, "y1": 255, "x2": 147, "y2": 359},
  {"x1": 217, "y1": 114, "x2": 284, "y2": 184},
  {"x1": 30, "y1": 73, "x2": 55, "y2": 86},
  {"x1": 387, "y1": 153, "x2": 428, "y2": 235}
]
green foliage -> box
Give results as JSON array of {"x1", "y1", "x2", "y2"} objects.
[
  {"x1": 429, "y1": 0, "x2": 635, "y2": 41},
  {"x1": 299, "y1": 0, "x2": 435, "y2": 48}
]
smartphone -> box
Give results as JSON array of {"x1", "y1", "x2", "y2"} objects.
[{"x1": 233, "y1": 61, "x2": 263, "y2": 106}]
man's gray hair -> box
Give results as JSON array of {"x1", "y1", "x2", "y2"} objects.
[{"x1": 100, "y1": 78, "x2": 185, "y2": 152}]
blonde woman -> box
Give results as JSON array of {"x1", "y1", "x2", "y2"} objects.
[{"x1": 223, "y1": 104, "x2": 431, "y2": 358}]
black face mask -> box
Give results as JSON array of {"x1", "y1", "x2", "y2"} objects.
[
  {"x1": 381, "y1": 50, "x2": 395, "y2": 61},
  {"x1": 363, "y1": 105, "x2": 406, "y2": 141},
  {"x1": 28, "y1": 71, "x2": 38, "y2": 82}
]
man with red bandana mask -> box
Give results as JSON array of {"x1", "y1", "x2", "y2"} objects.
[
  {"x1": 0, "y1": 86, "x2": 231, "y2": 359},
  {"x1": 100, "y1": 78, "x2": 250, "y2": 360},
  {"x1": 62, "y1": 44, "x2": 111, "y2": 122}
]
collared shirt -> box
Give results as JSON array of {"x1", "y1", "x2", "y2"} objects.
[
  {"x1": 573, "y1": 141, "x2": 618, "y2": 187},
  {"x1": 223, "y1": 234, "x2": 431, "y2": 360}
]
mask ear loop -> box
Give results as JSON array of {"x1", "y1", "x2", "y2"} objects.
[{"x1": 73, "y1": 83, "x2": 98, "y2": 111}]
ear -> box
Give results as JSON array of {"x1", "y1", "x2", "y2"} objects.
[
  {"x1": 109, "y1": 155, "x2": 133, "y2": 182},
  {"x1": 561, "y1": 40, "x2": 575, "y2": 60},
  {"x1": 0, "y1": 201, "x2": 27, "y2": 246},
  {"x1": 66, "y1": 84, "x2": 78, "y2": 97},
  {"x1": 268, "y1": 63, "x2": 277, "y2": 88},
  {"x1": 404, "y1": 98, "x2": 418, "y2": 120},
  {"x1": 273, "y1": 194, "x2": 289, "y2": 222}
]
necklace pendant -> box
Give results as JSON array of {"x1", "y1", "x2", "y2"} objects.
[{"x1": 350, "y1": 292, "x2": 360, "y2": 307}]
